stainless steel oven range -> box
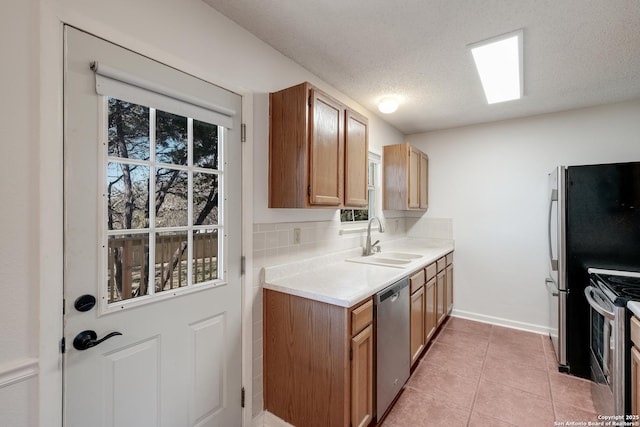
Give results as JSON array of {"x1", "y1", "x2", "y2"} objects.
[{"x1": 585, "y1": 268, "x2": 640, "y2": 416}]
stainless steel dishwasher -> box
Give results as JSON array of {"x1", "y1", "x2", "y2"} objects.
[{"x1": 375, "y1": 276, "x2": 410, "y2": 419}]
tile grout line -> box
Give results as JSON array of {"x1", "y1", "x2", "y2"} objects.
[{"x1": 463, "y1": 323, "x2": 494, "y2": 426}]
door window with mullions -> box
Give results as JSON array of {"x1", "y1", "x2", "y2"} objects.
[{"x1": 105, "y1": 97, "x2": 224, "y2": 304}]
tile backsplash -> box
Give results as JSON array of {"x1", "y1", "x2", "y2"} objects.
[{"x1": 250, "y1": 216, "x2": 452, "y2": 417}]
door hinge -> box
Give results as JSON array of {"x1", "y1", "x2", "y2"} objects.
[
  {"x1": 241, "y1": 387, "x2": 245, "y2": 408},
  {"x1": 307, "y1": 185, "x2": 311, "y2": 196},
  {"x1": 349, "y1": 347, "x2": 353, "y2": 361},
  {"x1": 60, "y1": 337, "x2": 66, "y2": 354},
  {"x1": 241, "y1": 123, "x2": 247, "y2": 142},
  {"x1": 241, "y1": 256, "x2": 246, "y2": 275}
]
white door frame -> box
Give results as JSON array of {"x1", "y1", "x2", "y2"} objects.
[{"x1": 38, "y1": 8, "x2": 254, "y2": 426}]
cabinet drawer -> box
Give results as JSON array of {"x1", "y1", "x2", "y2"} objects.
[
  {"x1": 632, "y1": 315, "x2": 640, "y2": 348},
  {"x1": 446, "y1": 252, "x2": 453, "y2": 266},
  {"x1": 410, "y1": 269, "x2": 426, "y2": 294},
  {"x1": 436, "y1": 257, "x2": 446, "y2": 272},
  {"x1": 351, "y1": 299, "x2": 373, "y2": 336},
  {"x1": 425, "y1": 263, "x2": 437, "y2": 281}
]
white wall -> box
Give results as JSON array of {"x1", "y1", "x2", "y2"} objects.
[
  {"x1": 407, "y1": 99, "x2": 640, "y2": 331},
  {"x1": 0, "y1": 0, "x2": 40, "y2": 426},
  {"x1": 1, "y1": 0, "x2": 404, "y2": 425}
]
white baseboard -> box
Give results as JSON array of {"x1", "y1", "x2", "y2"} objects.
[
  {"x1": 0, "y1": 358, "x2": 39, "y2": 389},
  {"x1": 451, "y1": 308, "x2": 552, "y2": 336}
]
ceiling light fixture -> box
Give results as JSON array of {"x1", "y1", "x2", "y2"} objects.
[
  {"x1": 470, "y1": 29, "x2": 523, "y2": 104},
  {"x1": 378, "y1": 97, "x2": 399, "y2": 114}
]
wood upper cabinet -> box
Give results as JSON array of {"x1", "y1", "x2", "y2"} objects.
[
  {"x1": 269, "y1": 82, "x2": 368, "y2": 208},
  {"x1": 344, "y1": 108, "x2": 369, "y2": 207},
  {"x1": 383, "y1": 143, "x2": 429, "y2": 210},
  {"x1": 264, "y1": 289, "x2": 373, "y2": 427},
  {"x1": 419, "y1": 152, "x2": 429, "y2": 209}
]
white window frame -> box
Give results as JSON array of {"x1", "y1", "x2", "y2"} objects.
[{"x1": 99, "y1": 97, "x2": 227, "y2": 314}]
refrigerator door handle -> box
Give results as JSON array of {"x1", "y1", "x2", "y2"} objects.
[
  {"x1": 545, "y1": 278, "x2": 559, "y2": 296},
  {"x1": 548, "y1": 189, "x2": 559, "y2": 271}
]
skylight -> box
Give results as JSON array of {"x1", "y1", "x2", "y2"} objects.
[{"x1": 470, "y1": 30, "x2": 523, "y2": 104}]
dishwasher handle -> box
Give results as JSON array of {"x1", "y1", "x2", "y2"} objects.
[{"x1": 377, "y1": 278, "x2": 409, "y2": 303}]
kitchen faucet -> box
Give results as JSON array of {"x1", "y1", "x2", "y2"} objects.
[{"x1": 364, "y1": 216, "x2": 385, "y2": 256}]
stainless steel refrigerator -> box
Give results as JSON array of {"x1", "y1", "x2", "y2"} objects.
[{"x1": 546, "y1": 162, "x2": 640, "y2": 378}]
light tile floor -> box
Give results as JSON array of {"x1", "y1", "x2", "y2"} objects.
[{"x1": 381, "y1": 317, "x2": 598, "y2": 426}]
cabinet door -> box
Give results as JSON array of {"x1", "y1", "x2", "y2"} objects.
[
  {"x1": 446, "y1": 264, "x2": 453, "y2": 314},
  {"x1": 410, "y1": 286, "x2": 426, "y2": 366},
  {"x1": 436, "y1": 271, "x2": 446, "y2": 325},
  {"x1": 425, "y1": 277, "x2": 437, "y2": 342},
  {"x1": 309, "y1": 89, "x2": 344, "y2": 206},
  {"x1": 408, "y1": 146, "x2": 420, "y2": 209},
  {"x1": 351, "y1": 324, "x2": 373, "y2": 427},
  {"x1": 419, "y1": 152, "x2": 428, "y2": 209},
  {"x1": 633, "y1": 346, "x2": 640, "y2": 415},
  {"x1": 344, "y1": 109, "x2": 368, "y2": 207}
]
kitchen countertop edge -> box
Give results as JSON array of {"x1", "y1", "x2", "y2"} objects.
[
  {"x1": 262, "y1": 238, "x2": 454, "y2": 308},
  {"x1": 628, "y1": 301, "x2": 640, "y2": 318}
]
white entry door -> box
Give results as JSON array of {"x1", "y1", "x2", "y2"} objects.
[{"x1": 63, "y1": 26, "x2": 243, "y2": 427}]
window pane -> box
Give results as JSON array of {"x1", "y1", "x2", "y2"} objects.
[
  {"x1": 108, "y1": 98, "x2": 150, "y2": 161},
  {"x1": 193, "y1": 172, "x2": 219, "y2": 225},
  {"x1": 155, "y1": 168, "x2": 188, "y2": 227},
  {"x1": 192, "y1": 229, "x2": 218, "y2": 284},
  {"x1": 107, "y1": 162, "x2": 149, "y2": 230},
  {"x1": 108, "y1": 234, "x2": 150, "y2": 303},
  {"x1": 156, "y1": 110, "x2": 187, "y2": 165},
  {"x1": 155, "y1": 231, "x2": 188, "y2": 293},
  {"x1": 353, "y1": 210, "x2": 368, "y2": 221},
  {"x1": 193, "y1": 120, "x2": 219, "y2": 169},
  {"x1": 341, "y1": 210, "x2": 354, "y2": 222}
]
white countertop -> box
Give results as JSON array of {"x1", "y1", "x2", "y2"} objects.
[
  {"x1": 263, "y1": 238, "x2": 454, "y2": 308},
  {"x1": 628, "y1": 301, "x2": 640, "y2": 318}
]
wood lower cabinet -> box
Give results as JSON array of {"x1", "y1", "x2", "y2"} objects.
[
  {"x1": 269, "y1": 82, "x2": 368, "y2": 209},
  {"x1": 351, "y1": 324, "x2": 374, "y2": 427},
  {"x1": 446, "y1": 262, "x2": 453, "y2": 315},
  {"x1": 425, "y1": 276, "x2": 437, "y2": 342},
  {"x1": 436, "y1": 269, "x2": 446, "y2": 326},
  {"x1": 264, "y1": 290, "x2": 373, "y2": 427},
  {"x1": 410, "y1": 285, "x2": 426, "y2": 366},
  {"x1": 631, "y1": 315, "x2": 640, "y2": 414}
]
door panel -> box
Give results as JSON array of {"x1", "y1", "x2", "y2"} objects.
[
  {"x1": 104, "y1": 339, "x2": 160, "y2": 427},
  {"x1": 63, "y1": 26, "x2": 242, "y2": 427},
  {"x1": 309, "y1": 89, "x2": 343, "y2": 206}
]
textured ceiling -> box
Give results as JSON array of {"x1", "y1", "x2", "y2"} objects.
[{"x1": 202, "y1": 0, "x2": 640, "y2": 134}]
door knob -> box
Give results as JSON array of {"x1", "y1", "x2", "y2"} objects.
[{"x1": 73, "y1": 330, "x2": 122, "y2": 350}]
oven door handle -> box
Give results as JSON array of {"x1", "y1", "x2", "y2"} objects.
[
  {"x1": 584, "y1": 286, "x2": 615, "y2": 320},
  {"x1": 602, "y1": 317, "x2": 612, "y2": 379}
]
